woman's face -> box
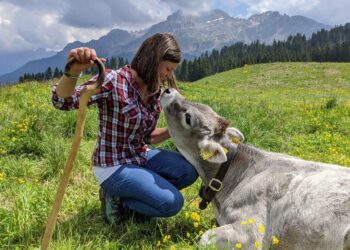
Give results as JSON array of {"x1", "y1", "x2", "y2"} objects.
[{"x1": 158, "y1": 60, "x2": 178, "y2": 82}]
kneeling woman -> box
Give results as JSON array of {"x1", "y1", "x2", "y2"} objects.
[{"x1": 51, "y1": 32, "x2": 198, "y2": 224}]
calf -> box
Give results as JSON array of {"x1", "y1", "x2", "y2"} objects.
[{"x1": 160, "y1": 88, "x2": 350, "y2": 250}]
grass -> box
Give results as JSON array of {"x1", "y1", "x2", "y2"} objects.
[{"x1": 0, "y1": 62, "x2": 349, "y2": 249}]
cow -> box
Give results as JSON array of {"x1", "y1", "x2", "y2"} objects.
[{"x1": 160, "y1": 88, "x2": 350, "y2": 250}]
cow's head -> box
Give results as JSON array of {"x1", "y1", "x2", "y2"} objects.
[{"x1": 160, "y1": 88, "x2": 244, "y2": 166}]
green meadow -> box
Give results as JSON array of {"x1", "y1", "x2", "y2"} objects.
[{"x1": 0, "y1": 62, "x2": 349, "y2": 249}]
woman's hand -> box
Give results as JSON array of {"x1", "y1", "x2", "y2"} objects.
[{"x1": 66, "y1": 47, "x2": 105, "y2": 75}]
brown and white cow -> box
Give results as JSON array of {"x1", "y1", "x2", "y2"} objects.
[{"x1": 160, "y1": 88, "x2": 350, "y2": 250}]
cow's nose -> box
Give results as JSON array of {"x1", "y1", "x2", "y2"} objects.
[{"x1": 164, "y1": 88, "x2": 171, "y2": 94}]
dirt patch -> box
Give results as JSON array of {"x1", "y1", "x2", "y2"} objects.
[
  {"x1": 0, "y1": 193, "x2": 13, "y2": 211},
  {"x1": 325, "y1": 68, "x2": 339, "y2": 77}
]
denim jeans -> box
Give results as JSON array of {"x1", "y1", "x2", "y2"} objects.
[{"x1": 100, "y1": 149, "x2": 198, "y2": 217}]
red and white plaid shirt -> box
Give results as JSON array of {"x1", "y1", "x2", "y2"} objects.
[{"x1": 52, "y1": 65, "x2": 161, "y2": 167}]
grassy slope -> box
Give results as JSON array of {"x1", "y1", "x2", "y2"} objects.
[{"x1": 0, "y1": 62, "x2": 349, "y2": 249}]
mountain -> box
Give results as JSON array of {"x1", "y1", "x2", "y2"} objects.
[
  {"x1": 0, "y1": 48, "x2": 55, "y2": 76},
  {"x1": 0, "y1": 9, "x2": 330, "y2": 84}
]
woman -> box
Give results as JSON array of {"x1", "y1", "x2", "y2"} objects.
[{"x1": 52, "y1": 32, "x2": 198, "y2": 224}]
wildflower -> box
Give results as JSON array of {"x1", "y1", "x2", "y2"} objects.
[
  {"x1": 186, "y1": 232, "x2": 190, "y2": 238},
  {"x1": 235, "y1": 243, "x2": 242, "y2": 249},
  {"x1": 248, "y1": 218, "x2": 255, "y2": 224},
  {"x1": 193, "y1": 222, "x2": 199, "y2": 228},
  {"x1": 185, "y1": 212, "x2": 189, "y2": 219},
  {"x1": 169, "y1": 245, "x2": 176, "y2": 250},
  {"x1": 254, "y1": 241, "x2": 260, "y2": 248},
  {"x1": 156, "y1": 240, "x2": 161, "y2": 247},
  {"x1": 190, "y1": 200, "x2": 199, "y2": 208},
  {"x1": 272, "y1": 236, "x2": 279, "y2": 245},
  {"x1": 199, "y1": 230, "x2": 204, "y2": 236},
  {"x1": 191, "y1": 211, "x2": 200, "y2": 222},
  {"x1": 241, "y1": 220, "x2": 248, "y2": 225},
  {"x1": 162, "y1": 235, "x2": 171, "y2": 243},
  {"x1": 18, "y1": 178, "x2": 25, "y2": 184},
  {"x1": 212, "y1": 224, "x2": 217, "y2": 229},
  {"x1": 34, "y1": 178, "x2": 40, "y2": 183},
  {"x1": 259, "y1": 224, "x2": 265, "y2": 233}
]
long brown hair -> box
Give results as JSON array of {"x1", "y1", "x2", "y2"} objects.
[{"x1": 131, "y1": 32, "x2": 181, "y2": 94}]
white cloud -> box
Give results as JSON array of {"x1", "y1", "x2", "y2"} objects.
[
  {"x1": 235, "y1": 0, "x2": 350, "y2": 24},
  {"x1": 0, "y1": 0, "x2": 349, "y2": 55}
]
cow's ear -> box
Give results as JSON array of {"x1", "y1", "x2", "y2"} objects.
[
  {"x1": 226, "y1": 127, "x2": 245, "y2": 144},
  {"x1": 199, "y1": 138, "x2": 227, "y2": 163}
]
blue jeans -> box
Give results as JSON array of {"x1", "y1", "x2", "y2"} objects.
[{"x1": 100, "y1": 149, "x2": 198, "y2": 217}]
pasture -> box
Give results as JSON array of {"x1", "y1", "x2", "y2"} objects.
[{"x1": 0, "y1": 62, "x2": 349, "y2": 249}]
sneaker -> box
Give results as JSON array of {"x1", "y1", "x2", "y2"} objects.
[{"x1": 99, "y1": 187, "x2": 124, "y2": 224}]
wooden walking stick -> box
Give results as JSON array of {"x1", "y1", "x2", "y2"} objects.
[{"x1": 41, "y1": 58, "x2": 105, "y2": 250}]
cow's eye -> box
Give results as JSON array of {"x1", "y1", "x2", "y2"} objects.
[{"x1": 185, "y1": 113, "x2": 191, "y2": 125}]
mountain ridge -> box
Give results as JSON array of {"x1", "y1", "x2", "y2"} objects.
[{"x1": 0, "y1": 9, "x2": 331, "y2": 84}]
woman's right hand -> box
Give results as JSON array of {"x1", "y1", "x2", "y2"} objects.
[{"x1": 66, "y1": 47, "x2": 105, "y2": 75}]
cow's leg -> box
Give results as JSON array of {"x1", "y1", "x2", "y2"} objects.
[
  {"x1": 199, "y1": 223, "x2": 253, "y2": 250},
  {"x1": 344, "y1": 226, "x2": 350, "y2": 250}
]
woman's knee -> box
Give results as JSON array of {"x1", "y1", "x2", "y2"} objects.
[
  {"x1": 177, "y1": 161, "x2": 198, "y2": 189},
  {"x1": 158, "y1": 192, "x2": 184, "y2": 217}
]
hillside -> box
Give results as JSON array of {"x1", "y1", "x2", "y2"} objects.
[{"x1": 0, "y1": 62, "x2": 349, "y2": 249}]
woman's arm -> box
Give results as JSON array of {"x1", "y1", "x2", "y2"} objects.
[
  {"x1": 56, "y1": 48, "x2": 102, "y2": 98},
  {"x1": 149, "y1": 127, "x2": 171, "y2": 144}
]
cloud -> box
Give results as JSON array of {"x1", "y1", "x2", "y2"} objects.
[
  {"x1": 0, "y1": 0, "x2": 172, "y2": 53},
  {"x1": 60, "y1": 0, "x2": 170, "y2": 29},
  {"x1": 0, "y1": 0, "x2": 349, "y2": 55},
  {"x1": 234, "y1": 0, "x2": 350, "y2": 25},
  {"x1": 160, "y1": 0, "x2": 214, "y2": 13}
]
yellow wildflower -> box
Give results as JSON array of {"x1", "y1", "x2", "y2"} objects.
[
  {"x1": 190, "y1": 200, "x2": 199, "y2": 208},
  {"x1": 191, "y1": 212, "x2": 200, "y2": 222},
  {"x1": 235, "y1": 243, "x2": 242, "y2": 249},
  {"x1": 254, "y1": 241, "x2": 260, "y2": 248},
  {"x1": 241, "y1": 220, "x2": 247, "y2": 225},
  {"x1": 185, "y1": 212, "x2": 189, "y2": 219},
  {"x1": 162, "y1": 235, "x2": 171, "y2": 243},
  {"x1": 272, "y1": 236, "x2": 279, "y2": 245},
  {"x1": 248, "y1": 218, "x2": 255, "y2": 224},
  {"x1": 156, "y1": 240, "x2": 161, "y2": 247},
  {"x1": 186, "y1": 232, "x2": 190, "y2": 238},
  {"x1": 199, "y1": 230, "x2": 204, "y2": 236},
  {"x1": 259, "y1": 224, "x2": 265, "y2": 233},
  {"x1": 18, "y1": 178, "x2": 25, "y2": 184},
  {"x1": 169, "y1": 246, "x2": 176, "y2": 250},
  {"x1": 193, "y1": 222, "x2": 199, "y2": 228}
]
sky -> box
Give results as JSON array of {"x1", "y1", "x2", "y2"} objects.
[{"x1": 0, "y1": 0, "x2": 349, "y2": 54}]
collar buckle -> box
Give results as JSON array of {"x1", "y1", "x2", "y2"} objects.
[{"x1": 208, "y1": 178, "x2": 223, "y2": 192}]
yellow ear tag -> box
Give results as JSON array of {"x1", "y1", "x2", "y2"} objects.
[
  {"x1": 231, "y1": 137, "x2": 241, "y2": 144},
  {"x1": 200, "y1": 147, "x2": 228, "y2": 160},
  {"x1": 201, "y1": 148, "x2": 214, "y2": 160}
]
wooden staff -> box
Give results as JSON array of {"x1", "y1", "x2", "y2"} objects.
[{"x1": 41, "y1": 58, "x2": 105, "y2": 250}]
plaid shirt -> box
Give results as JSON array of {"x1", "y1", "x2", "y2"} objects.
[{"x1": 52, "y1": 65, "x2": 161, "y2": 167}]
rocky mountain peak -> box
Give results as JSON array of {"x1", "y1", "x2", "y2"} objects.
[{"x1": 0, "y1": 9, "x2": 331, "y2": 84}]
